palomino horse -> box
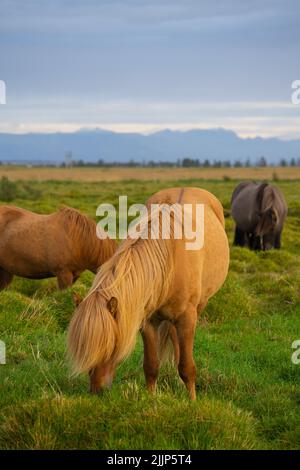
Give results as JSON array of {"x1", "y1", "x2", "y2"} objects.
[
  {"x1": 231, "y1": 181, "x2": 287, "y2": 250},
  {"x1": 67, "y1": 188, "x2": 229, "y2": 400},
  {"x1": 0, "y1": 205, "x2": 117, "y2": 290}
]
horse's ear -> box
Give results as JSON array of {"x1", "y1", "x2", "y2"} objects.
[{"x1": 107, "y1": 297, "x2": 118, "y2": 317}]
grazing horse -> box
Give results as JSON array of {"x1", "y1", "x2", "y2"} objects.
[
  {"x1": 0, "y1": 205, "x2": 117, "y2": 290},
  {"x1": 67, "y1": 187, "x2": 229, "y2": 400},
  {"x1": 231, "y1": 181, "x2": 288, "y2": 250}
]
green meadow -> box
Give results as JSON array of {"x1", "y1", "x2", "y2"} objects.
[{"x1": 0, "y1": 176, "x2": 300, "y2": 450}]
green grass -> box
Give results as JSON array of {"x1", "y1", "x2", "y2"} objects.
[{"x1": 0, "y1": 178, "x2": 300, "y2": 449}]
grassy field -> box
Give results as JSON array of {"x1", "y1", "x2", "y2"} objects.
[{"x1": 0, "y1": 170, "x2": 300, "y2": 450}]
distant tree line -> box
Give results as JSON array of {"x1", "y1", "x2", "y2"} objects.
[
  {"x1": 0, "y1": 156, "x2": 299, "y2": 168},
  {"x1": 63, "y1": 156, "x2": 300, "y2": 168}
]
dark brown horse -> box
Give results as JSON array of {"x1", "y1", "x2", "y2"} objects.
[
  {"x1": 0, "y1": 205, "x2": 117, "y2": 290},
  {"x1": 231, "y1": 181, "x2": 287, "y2": 250}
]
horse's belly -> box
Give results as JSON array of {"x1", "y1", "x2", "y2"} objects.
[
  {"x1": 234, "y1": 214, "x2": 256, "y2": 232},
  {"x1": 0, "y1": 227, "x2": 72, "y2": 274},
  {"x1": 0, "y1": 243, "x2": 54, "y2": 278},
  {"x1": 23, "y1": 272, "x2": 55, "y2": 280},
  {"x1": 0, "y1": 258, "x2": 54, "y2": 279}
]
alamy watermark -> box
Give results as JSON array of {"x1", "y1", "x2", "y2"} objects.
[
  {"x1": 291, "y1": 80, "x2": 300, "y2": 105},
  {"x1": 96, "y1": 196, "x2": 204, "y2": 250},
  {"x1": 0, "y1": 340, "x2": 5, "y2": 365},
  {"x1": 291, "y1": 339, "x2": 300, "y2": 365},
  {"x1": 0, "y1": 80, "x2": 6, "y2": 104}
]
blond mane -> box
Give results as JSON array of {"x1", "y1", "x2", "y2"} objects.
[{"x1": 67, "y1": 206, "x2": 176, "y2": 374}]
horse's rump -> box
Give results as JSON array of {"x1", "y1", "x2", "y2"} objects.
[
  {"x1": 0, "y1": 205, "x2": 27, "y2": 225},
  {"x1": 231, "y1": 181, "x2": 252, "y2": 205},
  {"x1": 147, "y1": 187, "x2": 226, "y2": 229}
]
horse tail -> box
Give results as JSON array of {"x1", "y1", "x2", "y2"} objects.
[
  {"x1": 158, "y1": 321, "x2": 179, "y2": 365},
  {"x1": 256, "y1": 182, "x2": 277, "y2": 236},
  {"x1": 67, "y1": 290, "x2": 118, "y2": 374}
]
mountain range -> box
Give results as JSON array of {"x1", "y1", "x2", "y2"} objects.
[{"x1": 0, "y1": 128, "x2": 299, "y2": 164}]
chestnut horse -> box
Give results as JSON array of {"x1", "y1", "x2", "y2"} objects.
[
  {"x1": 67, "y1": 188, "x2": 229, "y2": 400},
  {"x1": 0, "y1": 205, "x2": 117, "y2": 290}
]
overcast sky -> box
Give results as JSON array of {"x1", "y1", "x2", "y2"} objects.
[{"x1": 0, "y1": 0, "x2": 300, "y2": 137}]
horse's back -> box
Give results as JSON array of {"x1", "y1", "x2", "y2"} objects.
[
  {"x1": 231, "y1": 181, "x2": 253, "y2": 204},
  {"x1": 147, "y1": 187, "x2": 225, "y2": 227},
  {"x1": 0, "y1": 205, "x2": 53, "y2": 240},
  {"x1": 147, "y1": 186, "x2": 227, "y2": 250}
]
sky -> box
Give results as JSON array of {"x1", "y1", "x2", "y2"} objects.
[{"x1": 0, "y1": 0, "x2": 300, "y2": 138}]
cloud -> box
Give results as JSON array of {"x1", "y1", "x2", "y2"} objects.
[
  {"x1": 1, "y1": 0, "x2": 299, "y2": 32},
  {"x1": 0, "y1": 1, "x2": 299, "y2": 138}
]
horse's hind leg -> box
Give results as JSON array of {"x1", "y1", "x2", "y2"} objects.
[
  {"x1": 0, "y1": 268, "x2": 13, "y2": 291},
  {"x1": 175, "y1": 306, "x2": 197, "y2": 400},
  {"x1": 57, "y1": 270, "x2": 73, "y2": 290},
  {"x1": 141, "y1": 320, "x2": 160, "y2": 393},
  {"x1": 233, "y1": 226, "x2": 246, "y2": 247}
]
